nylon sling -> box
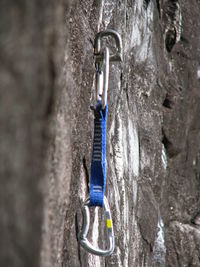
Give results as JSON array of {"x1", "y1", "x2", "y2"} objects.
[{"x1": 90, "y1": 103, "x2": 107, "y2": 207}]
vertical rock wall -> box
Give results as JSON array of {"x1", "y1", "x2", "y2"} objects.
[
  {"x1": 41, "y1": 1, "x2": 200, "y2": 266},
  {"x1": 1, "y1": 1, "x2": 200, "y2": 267},
  {"x1": 41, "y1": 0, "x2": 200, "y2": 266}
]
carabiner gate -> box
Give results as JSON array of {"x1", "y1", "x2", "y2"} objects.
[
  {"x1": 78, "y1": 196, "x2": 114, "y2": 257},
  {"x1": 95, "y1": 47, "x2": 109, "y2": 109}
]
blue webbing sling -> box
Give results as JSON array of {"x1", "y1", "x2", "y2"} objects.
[{"x1": 90, "y1": 103, "x2": 107, "y2": 207}]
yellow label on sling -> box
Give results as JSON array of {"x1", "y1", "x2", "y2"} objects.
[{"x1": 105, "y1": 219, "x2": 112, "y2": 229}]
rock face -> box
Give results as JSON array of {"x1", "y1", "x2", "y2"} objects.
[{"x1": 1, "y1": 1, "x2": 200, "y2": 267}]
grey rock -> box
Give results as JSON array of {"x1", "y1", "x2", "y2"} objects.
[{"x1": 1, "y1": 1, "x2": 200, "y2": 267}]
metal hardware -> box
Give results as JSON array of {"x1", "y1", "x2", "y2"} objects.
[
  {"x1": 94, "y1": 29, "x2": 122, "y2": 62},
  {"x1": 96, "y1": 47, "x2": 110, "y2": 109},
  {"x1": 78, "y1": 196, "x2": 114, "y2": 257}
]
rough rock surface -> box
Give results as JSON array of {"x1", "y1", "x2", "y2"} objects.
[
  {"x1": 1, "y1": 1, "x2": 200, "y2": 267},
  {"x1": 42, "y1": 1, "x2": 200, "y2": 266}
]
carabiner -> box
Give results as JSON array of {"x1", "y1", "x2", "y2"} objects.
[
  {"x1": 94, "y1": 30, "x2": 122, "y2": 109},
  {"x1": 94, "y1": 29, "x2": 122, "y2": 62},
  {"x1": 78, "y1": 196, "x2": 114, "y2": 257},
  {"x1": 96, "y1": 47, "x2": 110, "y2": 109}
]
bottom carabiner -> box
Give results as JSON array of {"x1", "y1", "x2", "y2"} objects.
[{"x1": 78, "y1": 196, "x2": 114, "y2": 257}]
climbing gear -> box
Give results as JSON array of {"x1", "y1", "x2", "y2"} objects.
[
  {"x1": 95, "y1": 46, "x2": 109, "y2": 109},
  {"x1": 78, "y1": 196, "x2": 114, "y2": 256},
  {"x1": 78, "y1": 29, "x2": 122, "y2": 256},
  {"x1": 89, "y1": 46, "x2": 109, "y2": 207}
]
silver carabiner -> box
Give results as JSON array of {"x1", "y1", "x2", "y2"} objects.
[
  {"x1": 78, "y1": 196, "x2": 114, "y2": 257},
  {"x1": 94, "y1": 30, "x2": 122, "y2": 109}
]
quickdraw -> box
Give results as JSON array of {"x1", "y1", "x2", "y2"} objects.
[{"x1": 78, "y1": 29, "x2": 122, "y2": 257}]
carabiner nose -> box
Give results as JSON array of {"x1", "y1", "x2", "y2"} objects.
[{"x1": 78, "y1": 196, "x2": 114, "y2": 257}]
